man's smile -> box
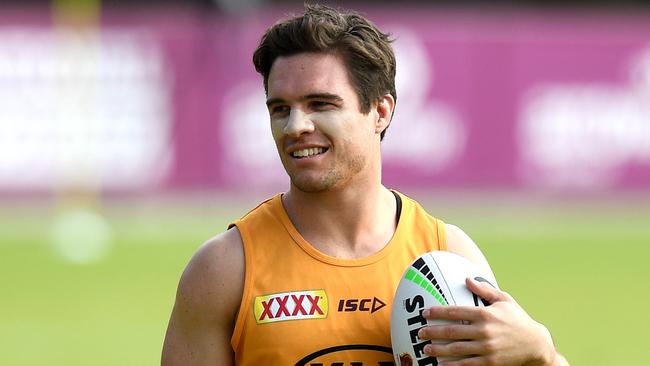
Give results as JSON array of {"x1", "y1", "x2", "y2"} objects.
[{"x1": 291, "y1": 147, "x2": 329, "y2": 159}]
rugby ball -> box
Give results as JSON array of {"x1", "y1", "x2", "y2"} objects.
[{"x1": 390, "y1": 251, "x2": 497, "y2": 366}]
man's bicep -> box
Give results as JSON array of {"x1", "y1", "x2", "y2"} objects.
[
  {"x1": 161, "y1": 229, "x2": 244, "y2": 366},
  {"x1": 445, "y1": 223, "x2": 498, "y2": 285},
  {"x1": 162, "y1": 302, "x2": 234, "y2": 365}
]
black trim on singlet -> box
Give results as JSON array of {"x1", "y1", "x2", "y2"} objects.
[
  {"x1": 294, "y1": 344, "x2": 394, "y2": 366},
  {"x1": 391, "y1": 190, "x2": 402, "y2": 225}
]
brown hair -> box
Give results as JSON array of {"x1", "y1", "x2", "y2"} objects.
[{"x1": 252, "y1": 3, "x2": 397, "y2": 139}]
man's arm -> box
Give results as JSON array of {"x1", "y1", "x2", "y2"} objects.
[
  {"x1": 415, "y1": 223, "x2": 569, "y2": 366},
  {"x1": 161, "y1": 228, "x2": 244, "y2": 366}
]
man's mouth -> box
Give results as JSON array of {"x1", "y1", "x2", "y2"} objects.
[{"x1": 291, "y1": 147, "x2": 328, "y2": 159}]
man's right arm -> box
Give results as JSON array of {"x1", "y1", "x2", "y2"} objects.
[{"x1": 161, "y1": 227, "x2": 244, "y2": 366}]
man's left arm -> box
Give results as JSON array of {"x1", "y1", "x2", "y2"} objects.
[{"x1": 416, "y1": 223, "x2": 569, "y2": 366}]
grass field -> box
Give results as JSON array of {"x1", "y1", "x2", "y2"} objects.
[{"x1": 1, "y1": 191, "x2": 649, "y2": 366}]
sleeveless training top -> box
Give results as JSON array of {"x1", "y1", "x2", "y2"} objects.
[{"x1": 229, "y1": 191, "x2": 446, "y2": 366}]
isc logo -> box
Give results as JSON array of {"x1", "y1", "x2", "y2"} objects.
[
  {"x1": 254, "y1": 290, "x2": 328, "y2": 324},
  {"x1": 337, "y1": 297, "x2": 386, "y2": 314}
]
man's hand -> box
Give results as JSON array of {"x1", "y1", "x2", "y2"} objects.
[{"x1": 416, "y1": 278, "x2": 568, "y2": 366}]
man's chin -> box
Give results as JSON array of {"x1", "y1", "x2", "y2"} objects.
[
  {"x1": 290, "y1": 180, "x2": 330, "y2": 193},
  {"x1": 289, "y1": 175, "x2": 338, "y2": 193}
]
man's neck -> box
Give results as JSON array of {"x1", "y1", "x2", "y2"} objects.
[{"x1": 282, "y1": 183, "x2": 397, "y2": 259}]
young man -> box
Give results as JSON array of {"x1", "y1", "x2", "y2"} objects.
[{"x1": 162, "y1": 4, "x2": 569, "y2": 366}]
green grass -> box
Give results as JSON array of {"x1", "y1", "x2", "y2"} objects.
[
  {"x1": 428, "y1": 193, "x2": 650, "y2": 366},
  {"x1": 0, "y1": 198, "x2": 237, "y2": 366},
  {"x1": 1, "y1": 193, "x2": 648, "y2": 365}
]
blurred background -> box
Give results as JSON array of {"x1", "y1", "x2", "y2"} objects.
[{"x1": 1, "y1": 0, "x2": 649, "y2": 365}]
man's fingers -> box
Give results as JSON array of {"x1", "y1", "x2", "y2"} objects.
[
  {"x1": 423, "y1": 279, "x2": 513, "y2": 322},
  {"x1": 423, "y1": 305, "x2": 487, "y2": 321},
  {"x1": 466, "y1": 277, "x2": 509, "y2": 305},
  {"x1": 418, "y1": 323, "x2": 483, "y2": 341},
  {"x1": 424, "y1": 340, "x2": 483, "y2": 358}
]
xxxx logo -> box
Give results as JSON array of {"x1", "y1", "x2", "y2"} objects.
[{"x1": 254, "y1": 290, "x2": 328, "y2": 324}]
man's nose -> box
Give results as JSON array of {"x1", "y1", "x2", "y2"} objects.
[{"x1": 284, "y1": 108, "x2": 315, "y2": 137}]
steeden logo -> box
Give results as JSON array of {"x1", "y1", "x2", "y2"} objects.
[{"x1": 254, "y1": 290, "x2": 328, "y2": 324}]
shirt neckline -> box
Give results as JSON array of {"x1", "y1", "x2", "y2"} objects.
[{"x1": 272, "y1": 191, "x2": 405, "y2": 267}]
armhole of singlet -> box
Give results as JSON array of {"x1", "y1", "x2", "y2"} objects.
[
  {"x1": 229, "y1": 222, "x2": 254, "y2": 352},
  {"x1": 436, "y1": 218, "x2": 448, "y2": 251}
]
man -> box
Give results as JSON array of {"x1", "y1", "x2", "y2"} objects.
[{"x1": 162, "y1": 4, "x2": 569, "y2": 366}]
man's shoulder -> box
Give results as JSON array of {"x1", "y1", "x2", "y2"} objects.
[
  {"x1": 200, "y1": 227, "x2": 244, "y2": 258},
  {"x1": 175, "y1": 227, "x2": 244, "y2": 317},
  {"x1": 162, "y1": 228, "x2": 244, "y2": 365},
  {"x1": 189, "y1": 227, "x2": 244, "y2": 283}
]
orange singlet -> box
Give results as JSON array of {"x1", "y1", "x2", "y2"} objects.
[{"x1": 229, "y1": 190, "x2": 447, "y2": 366}]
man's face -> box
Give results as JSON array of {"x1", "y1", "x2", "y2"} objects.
[{"x1": 266, "y1": 52, "x2": 381, "y2": 193}]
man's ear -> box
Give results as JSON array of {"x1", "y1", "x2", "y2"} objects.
[{"x1": 374, "y1": 94, "x2": 395, "y2": 135}]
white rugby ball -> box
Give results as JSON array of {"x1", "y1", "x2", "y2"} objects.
[{"x1": 390, "y1": 251, "x2": 497, "y2": 366}]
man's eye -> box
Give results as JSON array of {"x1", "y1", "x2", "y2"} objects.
[
  {"x1": 270, "y1": 106, "x2": 289, "y2": 115},
  {"x1": 312, "y1": 101, "x2": 334, "y2": 109}
]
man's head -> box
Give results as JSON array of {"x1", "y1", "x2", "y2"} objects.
[{"x1": 252, "y1": 3, "x2": 396, "y2": 140}]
